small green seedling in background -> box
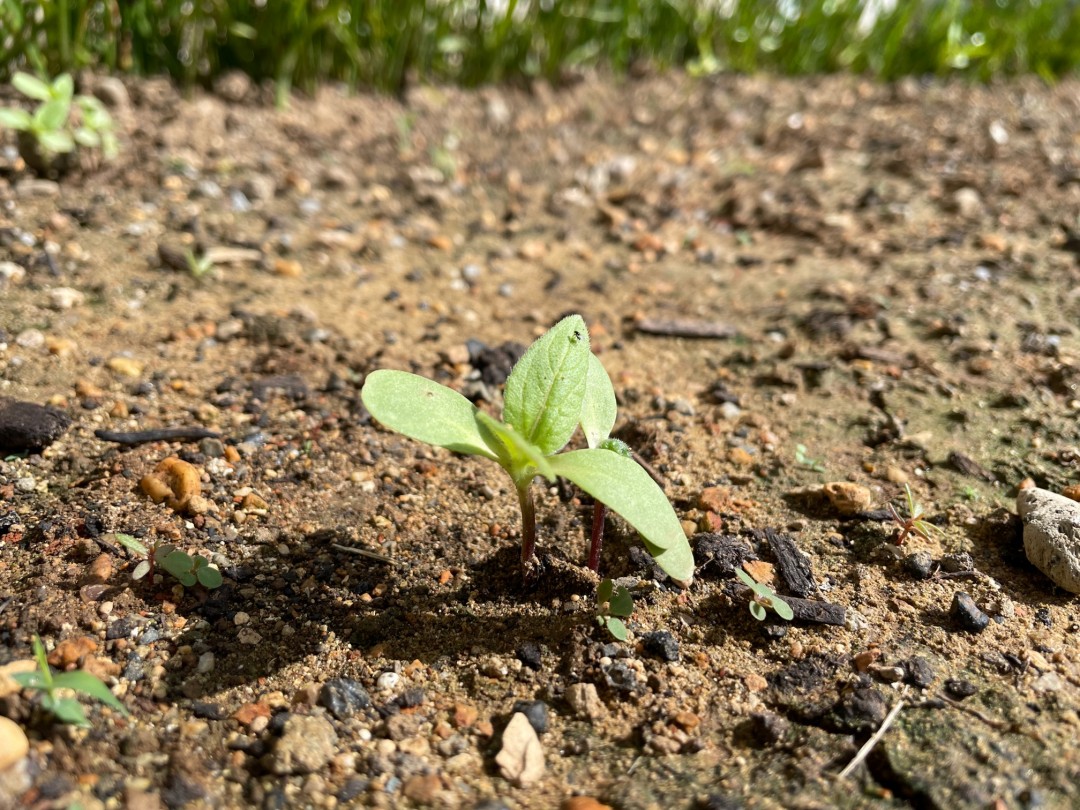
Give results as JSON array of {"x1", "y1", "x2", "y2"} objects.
[
  {"x1": 11, "y1": 635, "x2": 130, "y2": 727},
  {"x1": 0, "y1": 72, "x2": 118, "y2": 172},
  {"x1": 887, "y1": 484, "x2": 945, "y2": 546},
  {"x1": 735, "y1": 568, "x2": 794, "y2": 621},
  {"x1": 794, "y1": 443, "x2": 826, "y2": 473},
  {"x1": 114, "y1": 533, "x2": 223, "y2": 589},
  {"x1": 596, "y1": 578, "x2": 634, "y2": 641},
  {"x1": 184, "y1": 249, "x2": 215, "y2": 280},
  {"x1": 361, "y1": 315, "x2": 694, "y2": 583}
]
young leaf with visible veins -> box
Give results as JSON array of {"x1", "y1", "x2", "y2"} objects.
[
  {"x1": 361, "y1": 369, "x2": 499, "y2": 460},
  {"x1": 503, "y1": 314, "x2": 590, "y2": 455}
]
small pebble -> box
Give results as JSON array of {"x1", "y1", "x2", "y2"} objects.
[
  {"x1": 822, "y1": 481, "x2": 873, "y2": 516},
  {"x1": 511, "y1": 700, "x2": 549, "y2": 735},
  {"x1": 944, "y1": 678, "x2": 978, "y2": 699},
  {"x1": 903, "y1": 551, "x2": 934, "y2": 580},
  {"x1": 940, "y1": 552, "x2": 974, "y2": 573},
  {"x1": 376, "y1": 671, "x2": 400, "y2": 691},
  {"x1": 319, "y1": 678, "x2": 371, "y2": 720},
  {"x1": 640, "y1": 630, "x2": 679, "y2": 662},
  {"x1": 951, "y1": 592, "x2": 989, "y2": 632},
  {"x1": 902, "y1": 656, "x2": 936, "y2": 688}
]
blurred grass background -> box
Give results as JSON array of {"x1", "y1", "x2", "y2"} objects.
[{"x1": 2, "y1": 0, "x2": 1078, "y2": 96}]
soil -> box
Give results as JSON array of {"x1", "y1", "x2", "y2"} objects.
[{"x1": 1, "y1": 70, "x2": 1079, "y2": 810}]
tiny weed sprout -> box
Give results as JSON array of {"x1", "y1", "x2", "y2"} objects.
[
  {"x1": 794, "y1": 443, "x2": 826, "y2": 473},
  {"x1": 735, "y1": 568, "x2": 794, "y2": 621},
  {"x1": 360, "y1": 315, "x2": 694, "y2": 583},
  {"x1": 596, "y1": 578, "x2": 634, "y2": 641},
  {"x1": 115, "y1": 533, "x2": 223, "y2": 589},
  {"x1": 887, "y1": 484, "x2": 945, "y2": 546},
  {"x1": 11, "y1": 635, "x2": 130, "y2": 727},
  {"x1": 0, "y1": 72, "x2": 118, "y2": 173}
]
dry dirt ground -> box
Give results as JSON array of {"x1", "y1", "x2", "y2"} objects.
[{"x1": 1, "y1": 71, "x2": 1080, "y2": 810}]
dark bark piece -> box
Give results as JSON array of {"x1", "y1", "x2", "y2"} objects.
[
  {"x1": 946, "y1": 451, "x2": 996, "y2": 481},
  {"x1": 765, "y1": 528, "x2": 817, "y2": 597},
  {"x1": 0, "y1": 398, "x2": 72, "y2": 453},
  {"x1": 783, "y1": 595, "x2": 846, "y2": 625},
  {"x1": 692, "y1": 533, "x2": 755, "y2": 576},
  {"x1": 94, "y1": 427, "x2": 222, "y2": 446},
  {"x1": 635, "y1": 318, "x2": 738, "y2": 339}
]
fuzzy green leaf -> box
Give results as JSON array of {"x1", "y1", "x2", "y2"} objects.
[
  {"x1": 580, "y1": 353, "x2": 617, "y2": 448},
  {"x1": 609, "y1": 586, "x2": 634, "y2": 617},
  {"x1": 12, "y1": 71, "x2": 52, "y2": 101},
  {"x1": 548, "y1": 449, "x2": 693, "y2": 582},
  {"x1": 361, "y1": 369, "x2": 499, "y2": 460},
  {"x1": 503, "y1": 315, "x2": 589, "y2": 455},
  {"x1": 132, "y1": 560, "x2": 151, "y2": 580},
  {"x1": 74, "y1": 127, "x2": 101, "y2": 147},
  {"x1": 749, "y1": 601, "x2": 767, "y2": 621},
  {"x1": 52, "y1": 670, "x2": 130, "y2": 716},
  {"x1": 605, "y1": 616, "x2": 628, "y2": 641},
  {"x1": 0, "y1": 108, "x2": 32, "y2": 130},
  {"x1": 770, "y1": 595, "x2": 794, "y2": 621},
  {"x1": 162, "y1": 550, "x2": 193, "y2": 578},
  {"x1": 50, "y1": 74, "x2": 74, "y2": 101},
  {"x1": 475, "y1": 411, "x2": 553, "y2": 482},
  {"x1": 114, "y1": 533, "x2": 148, "y2": 556}
]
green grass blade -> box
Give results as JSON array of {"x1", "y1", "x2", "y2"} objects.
[{"x1": 52, "y1": 670, "x2": 130, "y2": 716}]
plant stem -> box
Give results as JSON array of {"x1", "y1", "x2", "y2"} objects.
[
  {"x1": 517, "y1": 481, "x2": 537, "y2": 571},
  {"x1": 587, "y1": 502, "x2": 606, "y2": 572}
]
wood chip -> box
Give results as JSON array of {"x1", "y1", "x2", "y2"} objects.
[
  {"x1": 764, "y1": 529, "x2": 817, "y2": 597},
  {"x1": 783, "y1": 595, "x2": 846, "y2": 625},
  {"x1": 635, "y1": 318, "x2": 738, "y2": 339}
]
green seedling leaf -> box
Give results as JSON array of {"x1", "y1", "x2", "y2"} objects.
[
  {"x1": 52, "y1": 670, "x2": 129, "y2": 716},
  {"x1": 597, "y1": 578, "x2": 614, "y2": 604},
  {"x1": 12, "y1": 71, "x2": 52, "y2": 101},
  {"x1": 132, "y1": 560, "x2": 151, "y2": 580},
  {"x1": 361, "y1": 369, "x2": 498, "y2": 460},
  {"x1": 580, "y1": 353, "x2": 617, "y2": 449},
  {"x1": 503, "y1": 314, "x2": 590, "y2": 455},
  {"x1": 177, "y1": 570, "x2": 197, "y2": 587},
  {"x1": 734, "y1": 568, "x2": 757, "y2": 589},
  {"x1": 609, "y1": 586, "x2": 634, "y2": 617},
  {"x1": 162, "y1": 549, "x2": 193, "y2": 579},
  {"x1": 475, "y1": 411, "x2": 554, "y2": 483},
  {"x1": 549, "y1": 449, "x2": 694, "y2": 582},
  {"x1": 50, "y1": 74, "x2": 74, "y2": 100},
  {"x1": 749, "y1": 601, "x2": 767, "y2": 621},
  {"x1": 770, "y1": 595, "x2": 794, "y2": 621},
  {"x1": 10, "y1": 670, "x2": 47, "y2": 690},
  {"x1": 598, "y1": 437, "x2": 632, "y2": 458},
  {"x1": 37, "y1": 129, "x2": 74, "y2": 154},
  {"x1": 195, "y1": 560, "x2": 223, "y2": 589},
  {"x1": 34, "y1": 98, "x2": 71, "y2": 132},
  {"x1": 43, "y1": 694, "x2": 89, "y2": 726},
  {"x1": 0, "y1": 108, "x2": 32, "y2": 130},
  {"x1": 114, "y1": 533, "x2": 148, "y2": 556},
  {"x1": 605, "y1": 617, "x2": 628, "y2": 641},
  {"x1": 74, "y1": 127, "x2": 101, "y2": 147}
]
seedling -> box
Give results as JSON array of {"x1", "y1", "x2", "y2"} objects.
[
  {"x1": 0, "y1": 72, "x2": 118, "y2": 173},
  {"x1": 360, "y1": 315, "x2": 694, "y2": 583},
  {"x1": 887, "y1": 484, "x2": 945, "y2": 545},
  {"x1": 185, "y1": 249, "x2": 215, "y2": 280},
  {"x1": 794, "y1": 443, "x2": 826, "y2": 473},
  {"x1": 735, "y1": 568, "x2": 794, "y2": 621},
  {"x1": 11, "y1": 635, "x2": 130, "y2": 727},
  {"x1": 114, "y1": 533, "x2": 223, "y2": 589},
  {"x1": 595, "y1": 578, "x2": 634, "y2": 641}
]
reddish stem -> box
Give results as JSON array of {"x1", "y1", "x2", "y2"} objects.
[{"x1": 587, "y1": 502, "x2": 606, "y2": 572}]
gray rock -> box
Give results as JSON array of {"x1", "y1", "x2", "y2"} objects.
[
  {"x1": 0, "y1": 398, "x2": 72, "y2": 453},
  {"x1": 1017, "y1": 487, "x2": 1080, "y2": 593},
  {"x1": 267, "y1": 714, "x2": 337, "y2": 774},
  {"x1": 951, "y1": 592, "x2": 989, "y2": 632}
]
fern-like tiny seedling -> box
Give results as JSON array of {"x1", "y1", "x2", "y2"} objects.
[
  {"x1": 595, "y1": 578, "x2": 634, "y2": 641},
  {"x1": 887, "y1": 484, "x2": 945, "y2": 545},
  {"x1": 735, "y1": 568, "x2": 794, "y2": 621},
  {"x1": 11, "y1": 635, "x2": 130, "y2": 727}
]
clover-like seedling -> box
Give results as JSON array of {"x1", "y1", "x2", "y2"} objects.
[
  {"x1": 360, "y1": 315, "x2": 694, "y2": 583},
  {"x1": 794, "y1": 443, "x2": 826, "y2": 473},
  {"x1": 735, "y1": 568, "x2": 794, "y2": 621},
  {"x1": 115, "y1": 533, "x2": 223, "y2": 589},
  {"x1": 0, "y1": 72, "x2": 118, "y2": 174},
  {"x1": 887, "y1": 484, "x2": 945, "y2": 546},
  {"x1": 11, "y1": 635, "x2": 130, "y2": 727},
  {"x1": 596, "y1": 578, "x2": 634, "y2": 641}
]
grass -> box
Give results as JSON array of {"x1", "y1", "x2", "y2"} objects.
[{"x1": 1, "y1": 1, "x2": 1079, "y2": 96}]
